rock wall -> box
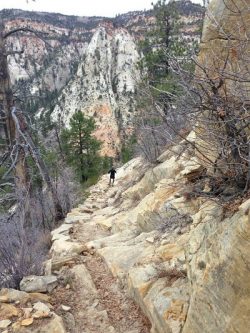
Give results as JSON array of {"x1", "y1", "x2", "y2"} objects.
[
  {"x1": 183, "y1": 2, "x2": 250, "y2": 330},
  {"x1": 199, "y1": 0, "x2": 250, "y2": 94},
  {"x1": 5, "y1": 18, "x2": 86, "y2": 90}
]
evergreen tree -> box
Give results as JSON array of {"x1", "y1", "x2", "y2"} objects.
[
  {"x1": 61, "y1": 112, "x2": 101, "y2": 182},
  {"x1": 140, "y1": 1, "x2": 184, "y2": 85},
  {"x1": 135, "y1": 1, "x2": 196, "y2": 160},
  {"x1": 138, "y1": 0, "x2": 192, "y2": 115}
]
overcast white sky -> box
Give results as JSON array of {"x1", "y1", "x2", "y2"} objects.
[{"x1": 0, "y1": 0, "x2": 203, "y2": 18}]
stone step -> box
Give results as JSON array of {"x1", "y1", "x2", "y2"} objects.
[
  {"x1": 69, "y1": 264, "x2": 117, "y2": 333},
  {"x1": 89, "y1": 226, "x2": 188, "y2": 333}
]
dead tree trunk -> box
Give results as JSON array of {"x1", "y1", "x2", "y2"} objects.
[
  {"x1": 0, "y1": 21, "x2": 64, "y2": 221},
  {"x1": 12, "y1": 107, "x2": 64, "y2": 221},
  {"x1": 0, "y1": 23, "x2": 30, "y2": 197}
]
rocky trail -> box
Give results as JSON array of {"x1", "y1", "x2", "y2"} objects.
[
  {"x1": 1, "y1": 137, "x2": 250, "y2": 333},
  {"x1": 45, "y1": 152, "x2": 194, "y2": 333},
  {"x1": 51, "y1": 173, "x2": 152, "y2": 333}
]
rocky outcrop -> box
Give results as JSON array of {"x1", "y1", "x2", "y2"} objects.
[
  {"x1": 20, "y1": 275, "x2": 58, "y2": 293},
  {"x1": 51, "y1": 26, "x2": 140, "y2": 156},
  {"x1": 183, "y1": 199, "x2": 250, "y2": 333},
  {"x1": 1, "y1": 130, "x2": 249, "y2": 332},
  {"x1": 5, "y1": 18, "x2": 86, "y2": 89},
  {"x1": 41, "y1": 130, "x2": 248, "y2": 333}
]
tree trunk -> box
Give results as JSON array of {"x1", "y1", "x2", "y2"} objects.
[
  {"x1": 0, "y1": 24, "x2": 29, "y2": 198},
  {"x1": 0, "y1": 22, "x2": 64, "y2": 222},
  {"x1": 12, "y1": 108, "x2": 64, "y2": 221}
]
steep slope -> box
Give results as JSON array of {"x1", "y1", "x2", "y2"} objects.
[
  {"x1": 1, "y1": 127, "x2": 247, "y2": 333},
  {"x1": 3, "y1": 2, "x2": 202, "y2": 93},
  {"x1": 48, "y1": 132, "x2": 249, "y2": 333},
  {"x1": 4, "y1": 16, "x2": 87, "y2": 90}
]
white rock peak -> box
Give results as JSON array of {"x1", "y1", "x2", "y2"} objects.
[{"x1": 51, "y1": 26, "x2": 141, "y2": 157}]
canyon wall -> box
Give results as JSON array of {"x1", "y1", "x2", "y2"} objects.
[{"x1": 2, "y1": 4, "x2": 202, "y2": 156}]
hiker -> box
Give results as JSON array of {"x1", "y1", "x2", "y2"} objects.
[{"x1": 108, "y1": 167, "x2": 116, "y2": 186}]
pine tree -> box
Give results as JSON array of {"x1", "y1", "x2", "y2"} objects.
[
  {"x1": 140, "y1": 1, "x2": 183, "y2": 85},
  {"x1": 61, "y1": 112, "x2": 101, "y2": 182},
  {"x1": 139, "y1": 0, "x2": 190, "y2": 114}
]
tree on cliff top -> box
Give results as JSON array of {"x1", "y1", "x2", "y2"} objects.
[
  {"x1": 140, "y1": 0, "x2": 182, "y2": 86},
  {"x1": 135, "y1": 0, "x2": 193, "y2": 161}
]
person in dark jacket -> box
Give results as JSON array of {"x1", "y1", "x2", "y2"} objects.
[{"x1": 108, "y1": 167, "x2": 116, "y2": 186}]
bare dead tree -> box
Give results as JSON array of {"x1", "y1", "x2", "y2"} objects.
[
  {"x1": 133, "y1": 81, "x2": 184, "y2": 162},
  {"x1": 168, "y1": 0, "x2": 250, "y2": 195},
  {"x1": 137, "y1": 0, "x2": 250, "y2": 198},
  {"x1": 0, "y1": 17, "x2": 64, "y2": 220}
]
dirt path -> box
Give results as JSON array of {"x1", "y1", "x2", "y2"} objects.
[
  {"x1": 86, "y1": 247, "x2": 150, "y2": 333},
  {"x1": 52, "y1": 179, "x2": 151, "y2": 333}
]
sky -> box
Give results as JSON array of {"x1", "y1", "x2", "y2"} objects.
[{"x1": 0, "y1": 0, "x2": 203, "y2": 18}]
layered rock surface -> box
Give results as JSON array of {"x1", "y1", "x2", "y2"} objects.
[
  {"x1": 1, "y1": 136, "x2": 249, "y2": 332},
  {"x1": 34, "y1": 133, "x2": 248, "y2": 333}
]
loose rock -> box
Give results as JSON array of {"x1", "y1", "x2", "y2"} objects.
[
  {"x1": 0, "y1": 289, "x2": 30, "y2": 304},
  {"x1": 0, "y1": 303, "x2": 19, "y2": 318},
  {"x1": 20, "y1": 275, "x2": 58, "y2": 293},
  {"x1": 61, "y1": 305, "x2": 71, "y2": 311},
  {"x1": 21, "y1": 317, "x2": 34, "y2": 326},
  {"x1": 33, "y1": 301, "x2": 51, "y2": 313},
  {"x1": 0, "y1": 319, "x2": 11, "y2": 329}
]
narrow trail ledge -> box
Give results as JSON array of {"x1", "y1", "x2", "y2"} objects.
[
  {"x1": 47, "y1": 144, "x2": 198, "y2": 333},
  {"x1": 3, "y1": 138, "x2": 249, "y2": 332},
  {"x1": 46, "y1": 136, "x2": 250, "y2": 333}
]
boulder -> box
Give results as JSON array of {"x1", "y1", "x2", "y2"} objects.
[
  {"x1": 0, "y1": 288, "x2": 30, "y2": 304},
  {"x1": 28, "y1": 293, "x2": 51, "y2": 303},
  {"x1": 20, "y1": 275, "x2": 57, "y2": 293},
  {"x1": 21, "y1": 318, "x2": 34, "y2": 327},
  {"x1": 51, "y1": 254, "x2": 78, "y2": 271},
  {"x1": 33, "y1": 301, "x2": 51, "y2": 313},
  {"x1": 51, "y1": 224, "x2": 73, "y2": 242},
  {"x1": 179, "y1": 157, "x2": 205, "y2": 182},
  {"x1": 50, "y1": 239, "x2": 85, "y2": 257},
  {"x1": 14, "y1": 313, "x2": 66, "y2": 333}
]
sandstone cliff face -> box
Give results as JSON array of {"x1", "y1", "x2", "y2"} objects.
[
  {"x1": 199, "y1": 0, "x2": 250, "y2": 97},
  {"x1": 51, "y1": 26, "x2": 140, "y2": 156},
  {"x1": 183, "y1": 1, "x2": 250, "y2": 331}
]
